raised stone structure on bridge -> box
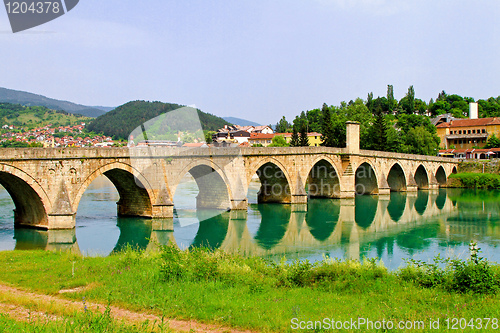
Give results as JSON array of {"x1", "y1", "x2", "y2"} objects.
[{"x1": 0, "y1": 123, "x2": 458, "y2": 230}]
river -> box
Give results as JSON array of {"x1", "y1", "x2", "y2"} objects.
[{"x1": 0, "y1": 175, "x2": 499, "y2": 270}]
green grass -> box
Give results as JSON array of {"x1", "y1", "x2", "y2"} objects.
[
  {"x1": 449, "y1": 173, "x2": 500, "y2": 189},
  {"x1": 0, "y1": 309, "x2": 166, "y2": 333},
  {"x1": 1, "y1": 248, "x2": 500, "y2": 332}
]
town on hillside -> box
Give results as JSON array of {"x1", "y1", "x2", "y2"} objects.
[{"x1": 0, "y1": 123, "x2": 115, "y2": 148}]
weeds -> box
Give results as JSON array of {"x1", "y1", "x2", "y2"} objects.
[{"x1": 398, "y1": 241, "x2": 500, "y2": 294}]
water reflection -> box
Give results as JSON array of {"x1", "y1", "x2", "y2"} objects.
[
  {"x1": 414, "y1": 191, "x2": 429, "y2": 216},
  {"x1": 387, "y1": 192, "x2": 407, "y2": 222},
  {"x1": 3, "y1": 177, "x2": 500, "y2": 269},
  {"x1": 355, "y1": 196, "x2": 378, "y2": 228},
  {"x1": 14, "y1": 229, "x2": 80, "y2": 253},
  {"x1": 254, "y1": 204, "x2": 290, "y2": 249},
  {"x1": 306, "y1": 199, "x2": 339, "y2": 241}
]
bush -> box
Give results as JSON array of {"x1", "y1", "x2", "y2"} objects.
[
  {"x1": 449, "y1": 173, "x2": 500, "y2": 189},
  {"x1": 398, "y1": 242, "x2": 500, "y2": 294}
]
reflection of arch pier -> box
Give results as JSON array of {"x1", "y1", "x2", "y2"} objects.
[
  {"x1": 200, "y1": 191, "x2": 458, "y2": 258},
  {"x1": 0, "y1": 122, "x2": 457, "y2": 230}
]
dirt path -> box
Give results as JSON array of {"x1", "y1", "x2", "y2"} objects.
[{"x1": 0, "y1": 283, "x2": 258, "y2": 333}]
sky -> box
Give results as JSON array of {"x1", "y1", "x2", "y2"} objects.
[{"x1": 0, "y1": 0, "x2": 499, "y2": 124}]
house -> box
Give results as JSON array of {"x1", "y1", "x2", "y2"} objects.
[
  {"x1": 435, "y1": 102, "x2": 500, "y2": 150},
  {"x1": 438, "y1": 148, "x2": 500, "y2": 159},
  {"x1": 248, "y1": 133, "x2": 275, "y2": 146},
  {"x1": 253, "y1": 125, "x2": 273, "y2": 134}
]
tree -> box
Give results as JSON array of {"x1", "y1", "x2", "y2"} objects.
[
  {"x1": 204, "y1": 131, "x2": 215, "y2": 144},
  {"x1": 485, "y1": 134, "x2": 500, "y2": 148},
  {"x1": 387, "y1": 84, "x2": 395, "y2": 112},
  {"x1": 275, "y1": 116, "x2": 291, "y2": 133},
  {"x1": 268, "y1": 135, "x2": 289, "y2": 147},
  {"x1": 403, "y1": 126, "x2": 439, "y2": 156},
  {"x1": 320, "y1": 103, "x2": 336, "y2": 147},
  {"x1": 290, "y1": 125, "x2": 300, "y2": 147},
  {"x1": 367, "y1": 105, "x2": 387, "y2": 151},
  {"x1": 406, "y1": 85, "x2": 415, "y2": 114},
  {"x1": 299, "y1": 124, "x2": 309, "y2": 146},
  {"x1": 366, "y1": 92, "x2": 374, "y2": 112}
]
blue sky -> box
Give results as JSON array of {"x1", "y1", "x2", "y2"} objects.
[{"x1": 0, "y1": 0, "x2": 499, "y2": 124}]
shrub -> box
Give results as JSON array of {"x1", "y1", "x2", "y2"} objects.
[
  {"x1": 449, "y1": 173, "x2": 500, "y2": 189},
  {"x1": 398, "y1": 242, "x2": 500, "y2": 294}
]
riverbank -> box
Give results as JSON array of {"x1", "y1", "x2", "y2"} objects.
[
  {"x1": 444, "y1": 160, "x2": 500, "y2": 188},
  {"x1": 1, "y1": 248, "x2": 500, "y2": 332},
  {"x1": 448, "y1": 173, "x2": 500, "y2": 189},
  {"x1": 457, "y1": 159, "x2": 500, "y2": 174}
]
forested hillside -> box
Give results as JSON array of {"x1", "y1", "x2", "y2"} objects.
[
  {"x1": 0, "y1": 87, "x2": 105, "y2": 118},
  {"x1": 0, "y1": 103, "x2": 90, "y2": 128},
  {"x1": 86, "y1": 101, "x2": 231, "y2": 140}
]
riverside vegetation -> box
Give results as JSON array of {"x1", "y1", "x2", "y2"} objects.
[
  {"x1": 1, "y1": 244, "x2": 500, "y2": 332},
  {"x1": 446, "y1": 160, "x2": 500, "y2": 189}
]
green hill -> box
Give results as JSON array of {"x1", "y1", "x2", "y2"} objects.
[
  {"x1": 86, "y1": 101, "x2": 232, "y2": 140},
  {"x1": 0, "y1": 103, "x2": 91, "y2": 129},
  {"x1": 0, "y1": 87, "x2": 107, "y2": 118}
]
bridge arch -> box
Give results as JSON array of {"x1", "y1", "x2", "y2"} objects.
[
  {"x1": 387, "y1": 162, "x2": 407, "y2": 192},
  {"x1": 435, "y1": 166, "x2": 447, "y2": 186},
  {"x1": 174, "y1": 159, "x2": 232, "y2": 210},
  {"x1": 0, "y1": 164, "x2": 50, "y2": 229},
  {"x1": 306, "y1": 157, "x2": 342, "y2": 198},
  {"x1": 414, "y1": 164, "x2": 429, "y2": 189},
  {"x1": 355, "y1": 161, "x2": 379, "y2": 195},
  {"x1": 249, "y1": 158, "x2": 292, "y2": 203},
  {"x1": 74, "y1": 162, "x2": 154, "y2": 218}
]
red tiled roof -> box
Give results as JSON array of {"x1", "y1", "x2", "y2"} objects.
[
  {"x1": 250, "y1": 133, "x2": 275, "y2": 139},
  {"x1": 182, "y1": 143, "x2": 205, "y2": 147},
  {"x1": 439, "y1": 148, "x2": 500, "y2": 153},
  {"x1": 436, "y1": 117, "x2": 500, "y2": 128}
]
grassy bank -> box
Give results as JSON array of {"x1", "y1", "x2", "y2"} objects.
[
  {"x1": 448, "y1": 173, "x2": 500, "y2": 189},
  {"x1": 1, "y1": 247, "x2": 500, "y2": 332}
]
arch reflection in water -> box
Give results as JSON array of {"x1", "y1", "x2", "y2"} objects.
[
  {"x1": 387, "y1": 192, "x2": 407, "y2": 222},
  {"x1": 14, "y1": 229, "x2": 80, "y2": 253},
  {"x1": 306, "y1": 199, "x2": 339, "y2": 241},
  {"x1": 190, "y1": 211, "x2": 230, "y2": 250},
  {"x1": 414, "y1": 191, "x2": 429, "y2": 216},
  {"x1": 112, "y1": 218, "x2": 152, "y2": 253},
  {"x1": 355, "y1": 195, "x2": 378, "y2": 228},
  {"x1": 252, "y1": 204, "x2": 290, "y2": 250},
  {"x1": 436, "y1": 189, "x2": 447, "y2": 210}
]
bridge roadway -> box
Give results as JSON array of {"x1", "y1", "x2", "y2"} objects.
[{"x1": 0, "y1": 140, "x2": 457, "y2": 230}]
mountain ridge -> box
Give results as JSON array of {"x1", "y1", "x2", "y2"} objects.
[
  {"x1": 0, "y1": 87, "x2": 108, "y2": 118},
  {"x1": 222, "y1": 116, "x2": 261, "y2": 127}
]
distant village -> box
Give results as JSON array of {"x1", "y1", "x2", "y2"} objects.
[
  {"x1": 0, "y1": 123, "x2": 115, "y2": 148},
  {"x1": 212, "y1": 124, "x2": 322, "y2": 147},
  {"x1": 131, "y1": 124, "x2": 323, "y2": 148}
]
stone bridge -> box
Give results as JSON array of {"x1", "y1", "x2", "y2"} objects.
[{"x1": 0, "y1": 123, "x2": 458, "y2": 230}]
